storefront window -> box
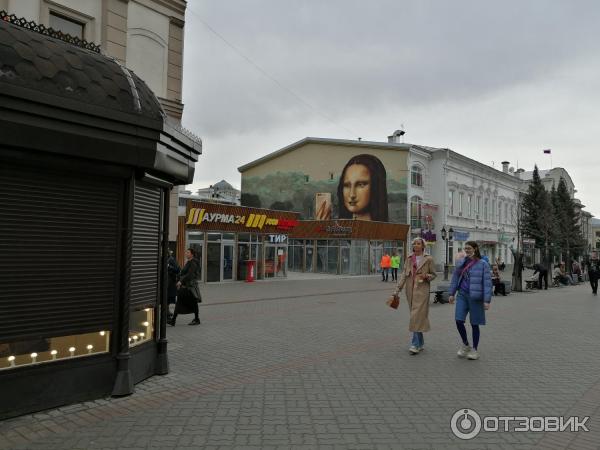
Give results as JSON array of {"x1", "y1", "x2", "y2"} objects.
[
  {"x1": 340, "y1": 240, "x2": 351, "y2": 275},
  {"x1": 306, "y1": 242, "x2": 314, "y2": 272},
  {"x1": 288, "y1": 239, "x2": 305, "y2": 272},
  {"x1": 327, "y1": 240, "x2": 339, "y2": 274},
  {"x1": 129, "y1": 308, "x2": 154, "y2": 347},
  {"x1": 316, "y1": 240, "x2": 327, "y2": 272},
  {"x1": 1, "y1": 330, "x2": 111, "y2": 371}
]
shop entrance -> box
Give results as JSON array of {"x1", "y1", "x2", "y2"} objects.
[
  {"x1": 265, "y1": 244, "x2": 287, "y2": 278},
  {"x1": 206, "y1": 233, "x2": 235, "y2": 282}
]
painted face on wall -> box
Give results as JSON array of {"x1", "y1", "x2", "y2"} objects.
[{"x1": 342, "y1": 164, "x2": 371, "y2": 218}]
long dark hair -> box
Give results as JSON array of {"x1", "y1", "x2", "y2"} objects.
[
  {"x1": 465, "y1": 241, "x2": 481, "y2": 259},
  {"x1": 337, "y1": 154, "x2": 389, "y2": 221}
]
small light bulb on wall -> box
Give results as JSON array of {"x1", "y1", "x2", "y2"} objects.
[
  {"x1": 8, "y1": 355, "x2": 16, "y2": 367},
  {"x1": 142, "y1": 321, "x2": 149, "y2": 327},
  {"x1": 99, "y1": 331, "x2": 106, "y2": 336},
  {"x1": 144, "y1": 308, "x2": 150, "y2": 312},
  {"x1": 139, "y1": 332, "x2": 145, "y2": 338},
  {"x1": 132, "y1": 335, "x2": 139, "y2": 342},
  {"x1": 86, "y1": 344, "x2": 93, "y2": 354},
  {"x1": 51, "y1": 350, "x2": 58, "y2": 360},
  {"x1": 128, "y1": 337, "x2": 132, "y2": 343},
  {"x1": 30, "y1": 352, "x2": 38, "y2": 363},
  {"x1": 69, "y1": 347, "x2": 76, "y2": 357}
]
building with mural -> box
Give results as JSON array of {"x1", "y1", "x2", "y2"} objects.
[
  {"x1": 238, "y1": 137, "x2": 412, "y2": 223},
  {"x1": 239, "y1": 135, "x2": 524, "y2": 274}
]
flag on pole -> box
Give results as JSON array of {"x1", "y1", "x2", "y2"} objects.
[{"x1": 543, "y1": 149, "x2": 551, "y2": 154}]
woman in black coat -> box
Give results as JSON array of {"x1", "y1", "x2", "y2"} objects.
[{"x1": 168, "y1": 247, "x2": 201, "y2": 326}]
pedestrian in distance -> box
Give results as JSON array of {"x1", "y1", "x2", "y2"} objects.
[
  {"x1": 167, "y1": 250, "x2": 180, "y2": 320},
  {"x1": 448, "y1": 241, "x2": 492, "y2": 361},
  {"x1": 532, "y1": 261, "x2": 548, "y2": 290},
  {"x1": 168, "y1": 247, "x2": 201, "y2": 326},
  {"x1": 393, "y1": 237, "x2": 437, "y2": 355},
  {"x1": 390, "y1": 250, "x2": 400, "y2": 282},
  {"x1": 491, "y1": 264, "x2": 506, "y2": 296},
  {"x1": 380, "y1": 252, "x2": 391, "y2": 282},
  {"x1": 589, "y1": 260, "x2": 600, "y2": 295},
  {"x1": 553, "y1": 263, "x2": 573, "y2": 286},
  {"x1": 572, "y1": 260, "x2": 582, "y2": 282}
]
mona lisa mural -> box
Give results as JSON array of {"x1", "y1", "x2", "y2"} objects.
[{"x1": 239, "y1": 138, "x2": 409, "y2": 224}]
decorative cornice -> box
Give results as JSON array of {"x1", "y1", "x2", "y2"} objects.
[{"x1": 0, "y1": 10, "x2": 101, "y2": 53}]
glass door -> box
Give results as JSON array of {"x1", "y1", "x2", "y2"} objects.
[
  {"x1": 223, "y1": 243, "x2": 234, "y2": 281},
  {"x1": 265, "y1": 245, "x2": 276, "y2": 278},
  {"x1": 207, "y1": 242, "x2": 221, "y2": 282},
  {"x1": 275, "y1": 245, "x2": 287, "y2": 278}
]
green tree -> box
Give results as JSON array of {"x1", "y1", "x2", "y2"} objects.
[
  {"x1": 554, "y1": 177, "x2": 584, "y2": 272},
  {"x1": 521, "y1": 165, "x2": 555, "y2": 268}
]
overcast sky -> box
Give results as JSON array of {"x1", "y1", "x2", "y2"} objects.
[{"x1": 181, "y1": 0, "x2": 600, "y2": 216}]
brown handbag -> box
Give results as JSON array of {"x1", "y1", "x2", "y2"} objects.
[{"x1": 386, "y1": 294, "x2": 400, "y2": 309}]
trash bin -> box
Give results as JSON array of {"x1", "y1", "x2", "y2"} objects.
[{"x1": 245, "y1": 260, "x2": 256, "y2": 283}]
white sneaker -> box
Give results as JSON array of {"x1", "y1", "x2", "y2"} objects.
[
  {"x1": 467, "y1": 349, "x2": 480, "y2": 360},
  {"x1": 409, "y1": 346, "x2": 421, "y2": 355},
  {"x1": 457, "y1": 345, "x2": 471, "y2": 358}
]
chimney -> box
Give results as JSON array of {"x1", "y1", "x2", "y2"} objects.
[
  {"x1": 501, "y1": 161, "x2": 510, "y2": 173},
  {"x1": 387, "y1": 129, "x2": 405, "y2": 143}
]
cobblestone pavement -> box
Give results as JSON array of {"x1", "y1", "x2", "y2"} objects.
[{"x1": 1, "y1": 276, "x2": 599, "y2": 450}]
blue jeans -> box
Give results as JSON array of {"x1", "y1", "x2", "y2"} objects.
[{"x1": 411, "y1": 332, "x2": 424, "y2": 348}]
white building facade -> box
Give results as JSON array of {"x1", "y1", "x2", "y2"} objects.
[{"x1": 408, "y1": 148, "x2": 522, "y2": 272}]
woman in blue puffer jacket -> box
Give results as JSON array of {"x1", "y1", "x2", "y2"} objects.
[{"x1": 448, "y1": 241, "x2": 492, "y2": 360}]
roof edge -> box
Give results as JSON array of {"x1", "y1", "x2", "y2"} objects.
[{"x1": 238, "y1": 137, "x2": 412, "y2": 172}]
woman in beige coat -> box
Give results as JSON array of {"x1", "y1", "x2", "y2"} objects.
[{"x1": 394, "y1": 237, "x2": 437, "y2": 354}]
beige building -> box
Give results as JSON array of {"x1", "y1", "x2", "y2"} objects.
[
  {"x1": 0, "y1": 0, "x2": 197, "y2": 242},
  {"x1": 239, "y1": 137, "x2": 410, "y2": 222}
]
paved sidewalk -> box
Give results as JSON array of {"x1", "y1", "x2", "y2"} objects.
[{"x1": 1, "y1": 277, "x2": 599, "y2": 449}]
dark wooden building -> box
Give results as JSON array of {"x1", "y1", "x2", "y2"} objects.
[{"x1": 0, "y1": 14, "x2": 201, "y2": 419}]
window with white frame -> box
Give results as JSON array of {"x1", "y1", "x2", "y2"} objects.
[
  {"x1": 476, "y1": 196, "x2": 481, "y2": 216},
  {"x1": 458, "y1": 192, "x2": 464, "y2": 216},
  {"x1": 449, "y1": 191, "x2": 455, "y2": 215},
  {"x1": 411, "y1": 165, "x2": 423, "y2": 187},
  {"x1": 491, "y1": 199, "x2": 496, "y2": 223},
  {"x1": 504, "y1": 203, "x2": 508, "y2": 224},
  {"x1": 484, "y1": 198, "x2": 489, "y2": 222},
  {"x1": 410, "y1": 196, "x2": 423, "y2": 228}
]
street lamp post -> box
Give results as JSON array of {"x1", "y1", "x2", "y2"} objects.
[{"x1": 441, "y1": 226, "x2": 454, "y2": 280}]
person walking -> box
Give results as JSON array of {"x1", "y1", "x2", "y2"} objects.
[
  {"x1": 589, "y1": 260, "x2": 600, "y2": 295},
  {"x1": 491, "y1": 264, "x2": 506, "y2": 296},
  {"x1": 167, "y1": 250, "x2": 180, "y2": 320},
  {"x1": 532, "y1": 262, "x2": 548, "y2": 290},
  {"x1": 448, "y1": 241, "x2": 492, "y2": 360},
  {"x1": 390, "y1": 251, "x2": 400, "y2": 282},
  {"x1": 380, "y1": 252, "x2": 391, "y2": 282},
  {"x1": 393, "y1": 237, "x2": 436, "y2": 355},
  {"x1": 168, "y1": 247, "x2": 201, "y2": 326}
]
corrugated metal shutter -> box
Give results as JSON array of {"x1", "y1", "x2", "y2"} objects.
[
  {"x1": 130, "y1": 182, "x2": 162, "y2": 310},
  {"x1": 0, "y1": 164, "x2": 120, "y2": 343}
]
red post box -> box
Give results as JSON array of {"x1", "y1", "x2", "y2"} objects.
[{"x1": 245, "y1": 260, "x2": 255, "y2": 282}]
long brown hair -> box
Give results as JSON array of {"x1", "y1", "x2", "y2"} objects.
[{"x1": 465, "y1": 241, "x2": 481, "y2": 259}]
